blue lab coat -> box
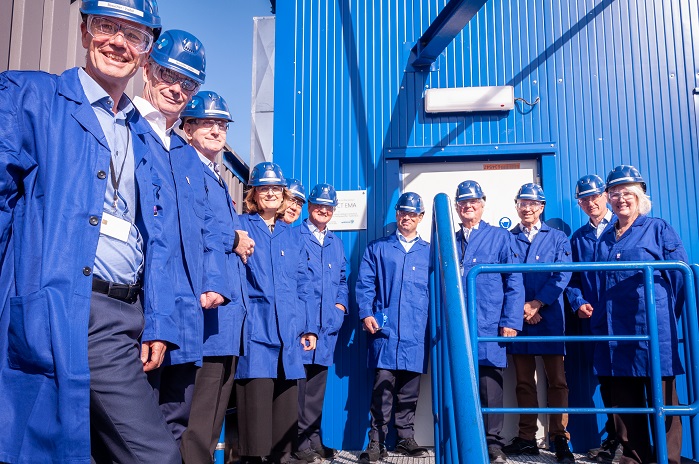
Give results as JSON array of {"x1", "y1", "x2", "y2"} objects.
[
  {"x1": 565, "y1": 215, "x2": 616, "y2": 312},
  {"x1": 509, "y1": 222, "x2": 572, "y2": 355},
  {"x1": 292, "y1": 220, "x2": 350, "y2": 366},
  {"x1": 457, "y1": 221, "x2": 524, "y2": 368},
  {"x1": 356, "y1": 233, "x2": 430, "y2": 374},
  {"x1": 141, "y1": 131, "x2": 228, "y2": 366},
  {"x1": 200, "y1": 164, "x2": 248, "y2": 357},
  {"x1": 0, "y1": 68, "x2": 174, "y2": 463},
  {"x1": 593, "y1": 215, "x2": 687, "y2": 377},
  {"x1": 235, "y1": 214, "x2": 314, "y2": 380}
]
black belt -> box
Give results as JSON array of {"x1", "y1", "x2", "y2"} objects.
[{"x1": 92, "y1": 277, "x2": 141, "y2": 303}]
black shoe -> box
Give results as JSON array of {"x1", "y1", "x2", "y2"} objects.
[
  {"x1": 553, "y1": 435, "x2": 575, "y2": 463},
  {"x1": 359, "y1": 441, "x2": 388, "y2": 463},
  {"x1": 488, "y1": 445, "x2": 507, "y2": 463},
  {"x1": 293, "y1": 448, "x2": 322, "y2": 463},
  {"x1": 587, "y1": 437, "x2": 621, "y2": 463},
  {"x1": 502, "y1": 436, "x2": 539, "y2": 456},
  {"x1": 312, "y1": 444, "x2": 337, "y2": 459},
  {"x1": 395, "y1": 437, "x2": 428, "y2": 457}
]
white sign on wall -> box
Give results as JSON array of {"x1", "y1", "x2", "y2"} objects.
[{"x1": 328, "y1": 190, "x2": 367, "y2": 231}]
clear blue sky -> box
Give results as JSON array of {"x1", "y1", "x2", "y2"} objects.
[{"x1": 158, "y1": 0, "x2": 274, "y2": 165}]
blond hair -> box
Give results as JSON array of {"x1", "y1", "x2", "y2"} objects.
[{"x1": 244, "y1": 186, "x2": 290, "y2": 219}]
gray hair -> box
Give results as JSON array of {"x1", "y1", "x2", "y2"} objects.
[{"x1": 610, "y1": 183, "x2": 651, "y2": 215}]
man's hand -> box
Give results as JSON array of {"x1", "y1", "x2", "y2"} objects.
[
  {"x1": 141, "y1": 341, "x2": 167, "y2": 372},
  {"x1": 363, "y1": 316, "x2": 379, "y2": 334},
  {"x1": 526, "y1": 313, "x2": 543, "y2": 325},
  {"x1": 301, "y1": 333, "x2": 317, "y2": 351},
  {"x1": 200, "y1": 291, "x2": 224, "y2": 309},
  {"x1": 523, "y1": 300, "x2": 543, "y2": 321},
  {"x1": 577, "y1": 303, "x2": 593, "y2": 318},
  {"x1": 499, "y1": 327, "x2": 518, "y2": 337},
  {"x1": 234, "y1": 230, "x2": 255, "y2": 264}
]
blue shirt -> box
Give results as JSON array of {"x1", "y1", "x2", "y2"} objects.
[{"x1": 78, "y1": 69, "x2": 143, "y2": 284}]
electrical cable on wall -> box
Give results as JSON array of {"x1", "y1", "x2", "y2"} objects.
[{"x1": 514, "y1": 96, "x2": 540, "y2": 107}]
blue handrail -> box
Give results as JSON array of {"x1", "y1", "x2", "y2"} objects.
[
  {"x1": 429, "y1": 193, "x2": 489, "y2": 463},
  {"x1": 430, "y1": 192, "x2": 699, "y2": 463},
  {"x1": 465, "y1": 261, "x2": 698, "y2": 464}
]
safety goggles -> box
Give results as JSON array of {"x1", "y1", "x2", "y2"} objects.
[
  {"x1": 87, "y1": 15, "x2": 153, "y2": 54},
  {"x1": 516, "y1": 200, "x2": 543, "y2": 210},
  {"x1": 257, "y1": 186, "x2": 283, "y2": 195},
  {"x1": 191, "y1": 118, "x2": 229, "y2": 132},
  {"x1": 151, "y1": 64, "x2": 200, "y2": 92}
]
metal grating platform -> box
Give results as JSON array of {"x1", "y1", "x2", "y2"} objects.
[{"x1": 325, "y1": 450, "x2": 699, "y2": 463}]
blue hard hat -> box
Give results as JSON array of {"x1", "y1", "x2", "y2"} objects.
[
  {"x1": 150, "y1": 30, "x2": 206, "y2": 84},
  {"x1": 181, "y1": 90, "x2": 233, "y2": 122},
  {"x1": 515, "y1": 183, "x2": 546, "y2": 204},
  {"x1": 455, "y1": 180, "x2": 486, "y2": 202},
  {"x1": 575, "y1": 174, "x2": 606, "y2": 199},
  {"x1": 249, "y1": 162, "x2": 285, "y2": 187},
  {"x1": 606, "y1": 165, "x2": 646, "y2": 192},
  {"x1": 286, "y1": 178, "x2": 306, "y2": 203},
  {"x1": 308, "y1": 183, "x2": 338, "y2": 207},
  {"x1": 395, "y1": 192, "x2": 425, "y2": 214},
  {"x1": 80, "y1": 0, "x2": 161, "y2": 35}
]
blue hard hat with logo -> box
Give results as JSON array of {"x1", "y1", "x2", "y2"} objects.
[
  {"x1": 515, "y1": 183, "x2": 546, "y2": 204},
  {"x1": 606, "y1": 165, "x2": 646, "y2": 193},
  {"x1": 150, "y1": 30, "x2": 206, "y2": 84},
  {"x1": 249, "y1": 162, "x2": 285, "y2": 187},
  {"x1": 80, "y1": 0, "x2": 161, "y2": 34},
  {"x1": 182, "y1": 90, "x2": 233, "y2": 122},
  {"x1": 308, "y1": 183, "x2": 338, "y2": 207},
  {"x1": 286, "y1": 178, "x2": 306, "y2": 203},
  {"x1": 575, "y1": 174, "x2": 606, "y2": 199},
  {"x1": 395, "y1": 192, "x2": 425, "y2": 214},
  {"x1": 455, "y1": 180, "x2": 486, "y2": 202}
]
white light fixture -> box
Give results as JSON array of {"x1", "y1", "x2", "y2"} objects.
[{"x1": 424, "y1": 85, "x2": 515, "y2": 113}]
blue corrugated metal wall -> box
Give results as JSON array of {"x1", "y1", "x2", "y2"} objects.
[{"x1": 273, "y1": 0, "x2": 699, "y2": 453}]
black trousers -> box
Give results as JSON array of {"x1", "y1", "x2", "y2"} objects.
[
  {"x1": 479, "y1": 366, "x2": 505, "y2": 448},
  {"x1": 147, "y1": 362, "x2": 198, "y2": 443},
  {"x1": 599, "y1": 375, "x2": 617, "y2": 439},
  {"x1": 297, "y1": 364, "x2": 329, "y2": 451},
  {"x1": 368, "y1": 369, "x2": 422, "y2": 443},
  {"x1": 601, "y1": 376, "x2": 682, "y2": 464},
  {"x1": 181, "y1": 356, "x2": 237, "y2": 464},
  {"x1": 236, "y1": 359, "x2": 298, "y2": 461},
  {"x1": 88, "y1": 292, "x2": 180, "y2": 464}
]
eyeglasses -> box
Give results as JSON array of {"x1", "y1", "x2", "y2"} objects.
[
  {"x1": 87, "y1": 15, "x2": 153, "y2": 54},
  {"x1": 457, "y1": 199, "x2": 481, "y2": 207},
  {"x1": 516, "y1": 201, "x2": 543, "y2": 210},
  {"x1": 397, "y1": 210, "x2": 421, "y2": 219},
  {"x1": 608, "y1": 190, "x2": 635, "y2": 201},
  {"x1": 151, "y1": 64, "x2": 200, "y2": 92},
  {"x1": 257, "y1": 186, "x2": 283, "y2": 195},
  {"x1": 288, "y1": 198, "x2": 304, "y2": 208},
  {"x1": 192, "y1": 118, "x2": 229, "y2": 132},
  {"x1": 578, "y1": 193, "x2": 603, "y2": 205}
]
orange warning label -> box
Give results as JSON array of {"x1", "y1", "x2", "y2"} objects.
[{"x1": 483, "y1": 163, "x2": 521, "y2": 170}]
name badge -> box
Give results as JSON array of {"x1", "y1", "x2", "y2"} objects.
[{"x1": 100, "y1": 213, "x2": 131, "y2": 243}]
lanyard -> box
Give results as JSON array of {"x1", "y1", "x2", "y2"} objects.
[{"x1": 109, "y1": 125, "x2": 131, "y2": 210}]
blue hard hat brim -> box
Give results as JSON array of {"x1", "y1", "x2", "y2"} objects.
[{"x1": 309, "y1": 198, "x2": 338, "y2": 206}]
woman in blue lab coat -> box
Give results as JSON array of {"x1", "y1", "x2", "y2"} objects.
[
  {"x1": 594, "y1": 165, "x2": 688, "y2": 464},
  {"x1": 235, "y1": 162, "x2": 317, "y2": 464}
]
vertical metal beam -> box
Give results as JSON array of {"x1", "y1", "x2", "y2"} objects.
[{"x1": 411, "y1": 0, "x2": 488, "y2": 68}]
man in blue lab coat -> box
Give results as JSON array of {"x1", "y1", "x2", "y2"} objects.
[
  {"x1": 0, "y1": 1, "x2": 181, "y2": 462},
  {"x1": 356, "y1": 192, "x2": 430, "y2": 463},
  {"x1": 454, "y1": 180, "x2": 524, "y2": 464}
]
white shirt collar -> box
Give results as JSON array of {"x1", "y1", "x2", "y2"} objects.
[{"x1": 133, "y1": 96, "x2": 180, "y2": 150}]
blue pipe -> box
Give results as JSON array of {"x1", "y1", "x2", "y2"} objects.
[{"x1": 213, "y1": 417, "x2": 226, "y2": 464}]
